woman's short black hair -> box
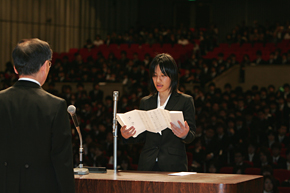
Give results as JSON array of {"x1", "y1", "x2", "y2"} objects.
[{"x1": 149, "y1": 53, "x2": 179, "y2": 94}]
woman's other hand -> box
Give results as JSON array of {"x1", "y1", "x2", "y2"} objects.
[
  {"x1": 170, "y1": 120, "x2": 189, "y2": 139},
  {"x1": 120, "y1": 125, "x2": 136, "y2": 139}
]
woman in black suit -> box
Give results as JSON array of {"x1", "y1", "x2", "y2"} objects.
[{"x1": 121, "y1": 53, "x2": 196, "y2": 172}]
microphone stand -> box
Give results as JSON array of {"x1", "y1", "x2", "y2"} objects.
[
  {"x1": 112, "y1": 91, "x2": 119, "y2": 174},
  {"x1": 74, "y1": 125, "x2": 89, "y2": 175}
]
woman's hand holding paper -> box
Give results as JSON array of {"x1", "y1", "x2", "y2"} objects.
[
  {"x1": 170, "y1": 121, "x2": 189, "y2": 139},
  {"x1": 120, "y1": 125, "x2": 136, "y2": 139}
]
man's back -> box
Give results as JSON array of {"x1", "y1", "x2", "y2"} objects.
[{"x1": 0, "y1": 80, "x2": 75, "y2": 193}]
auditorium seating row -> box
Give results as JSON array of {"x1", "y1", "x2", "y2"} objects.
[
  {"x1": 204, "y1": 40, "x2": 290, "y2": 62},
  {"x1": 53, "y1": 40, "x2": 290, "y2": 65},
  {"x1": 52, "y1": 43, "x2": 195, "y2": 64}
]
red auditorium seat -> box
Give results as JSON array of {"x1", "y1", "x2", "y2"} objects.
[
  {"x1": 69, "y1": 48, "x2": 79, "y2": 54},
  {"x1": 130, "y1": 43, "x2": 141, "y2": 50},
  {"x1": 278, "y1": 187, "x2": 290, "y2": 193},
  {"x1": 162, "y1": 43, "x2": 172, "y2": 50},
  {"x1": 162, "y1": 44, "x2": 174, "y2": 54},
  {"x1": 265, "y1": 42, "x2": 276, "y2": 50},
  {"x1": 245, "y1": 168, "x2": 261, "y2": 175},
  {"x1": 119, "y1": 44, "x2": 129, "y2": 51},
  {"x1": 249, "y1": 54, "x2": 256, "y2": 61},
  {"x1": 202, "y1": 51, "x2": 214, "y2": 59},
  {"x1": 253, "y1": 42, "x2": 264, "y2": 49},
  {"x1": 108, "y1": 44, "x2": 121, "y2": 59},
  {"x1": 219, "y1": 167, "x2": 233, "y2": 174},
  {"x1": 262, "y1": 53, "x2": 270, "y2": 61},
  {"x1": 79, "y1": 48, "x2": 93, "y2": 62},
  {"x1": 108, "y1": 44, "x2": 119, "y2": 51},
  {"x1": 60, "y1": 52, "x2": 75, "y2": 62},
  {"x1": 273, "y1": 169, "x2": 290, "y2": 184},
  {"x1": 52, "y1": 52, "x2": 60, "y2": 63},
  {"x1": 184, "y1": 43, "x2": 194, "y2": 51},
  {"x1": 141, "y1": 43, "x2": 151, "y2": 50},
  {"x1": 152, "y1": 43, "x2": 161, "y2": 49},
  {"x1": 101, "y1": 50, "x2": 110, "y2": 59},
  {"x1": 230, "y1": 43, "x2": 240, "y2": 51},
  {"x1": 277, "y1": 40, "x2": 290, "y2": 48},
  {"x1": 193, "y1": 39, "x2": 200, "y2": 45},
  {"x1": 152, "y1": 44, "x2": 163, "y2": 54},
  {"x1": 241, "y1": 43, "x2": 252, "y2": 50},
  {"x1": 173, "y1": 44, "x2": 184, "y2": 51},
  {"x1": 219, "y1": 43, "x2": 230, "y2": 49},
  {"x1": 137, "y1": 52, "x2": 145, "y2": 61},
  {"x1": 98, "y1": 44, "x2": 109, "y2": 50}
]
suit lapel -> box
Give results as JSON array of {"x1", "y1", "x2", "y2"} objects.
[
  {"x1": 165, "y1": 91, "x2": 180, "y2": 111},
  {"x1": 145, "y1": 93, "x2": 158, "y2": 110}
]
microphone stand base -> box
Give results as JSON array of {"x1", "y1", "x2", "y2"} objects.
[
  {"x1": 74, "y1": 167, "x2": 89, "y2": 175},
  {"x1": 84, "y1": 166, "x2": 107, "y2": 173}
]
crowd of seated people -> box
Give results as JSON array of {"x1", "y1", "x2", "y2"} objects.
[
  {"x1": 186, "y1": 82, "x2": 290, "y2": 192},
  {"x1": 226, "y1": 20, "x2": 290, "y2": 45},
  {"x1": 2, "y1": 21, "x2": 290, "y2": 192},
  {"x1": 47, "y1": 81, "x2": 290, "y2": 178},
  {"x1": 44, "y1": 21, "x2": 289, "y2": 89},
  {"x1": 84, "y1": 23, "x2": 219, "y2": 55},
  {"x1": 2, "y1": 61, "x2": 290, "y2": 191}
]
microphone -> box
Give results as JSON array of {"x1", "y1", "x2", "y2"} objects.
[
  {"x1": 67, "y1": 105, "x2": 106, "y2": 174},
  {"x1": 67, "y1": 105, "x2": 79, "y2": 127},
  {"x1": 67, "y1": 105, "x2": 89, "y2": 175}
]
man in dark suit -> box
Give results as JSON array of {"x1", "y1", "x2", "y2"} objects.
[
  {"x1": 253, "y1": 50, "x2": 266, "y2": 65},
  {"x1": 271, "y1": 142, "x2": 287, "y2": 169},
  {"x1": 0, "y1": 38, "x2": 75, "y2": 193},
  {"x1": 245, "y1": 142, "x2": 260, "y2": 167}
]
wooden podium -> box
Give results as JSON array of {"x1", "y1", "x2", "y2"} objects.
[{"x1": 75, "y1": 170, "x2": 263, "y2": 193}]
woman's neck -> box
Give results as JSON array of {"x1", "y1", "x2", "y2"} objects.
[{"x1": 159, "y1": 90, "x2": 171, "y2": 100}]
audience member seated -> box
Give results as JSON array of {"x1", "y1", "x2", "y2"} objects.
[
  {"x1": 263, "y1": 175, "x2": 279, "y2": 193},
  {"x1": 271, "y1": 142, "x2": 287, "y2": 169}
]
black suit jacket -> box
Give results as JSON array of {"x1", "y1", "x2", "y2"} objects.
[
  {"x1": 0, "y1": 80, "x2": 75, "y2": 193},
  {"x1": 273, "y1": 156, "x2": 287, "y2": 169},
  {"x1": 125, "y1": 91, "x2": 196, "y2": 172}
]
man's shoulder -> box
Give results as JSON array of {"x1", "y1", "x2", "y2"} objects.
[
  {"x1": 0, "y1": 86, "x2": 14, "y2": 97},
  {"x1": 42, "y1": 89, "x2": 66, "y2": 103}
]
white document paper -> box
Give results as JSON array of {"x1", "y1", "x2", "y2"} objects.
[
  {"x1": 117, "y1": 108, "x2": 184, "y2": 137},
  {"x1": 168, "y1": 172, "x2": 197, "y2": 176}
]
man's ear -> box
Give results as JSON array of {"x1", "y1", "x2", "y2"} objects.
[
  {"x1": 13, "y1": 66, "x2": 19, "y2": 74},
  {"x1": 40, "y1": 61, "x2": 48, "y2": 73}
]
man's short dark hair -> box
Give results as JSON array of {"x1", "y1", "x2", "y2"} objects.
[{"x1": 12, "y1": 38, "x2": 52, "y2": 75}]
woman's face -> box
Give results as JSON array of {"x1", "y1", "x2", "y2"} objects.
[
  {"x1": 264, "y1": 178, "x2": 273, "y2": 192},
  {"x1": 152, "y1": 65, "x2": 171, "y2": 94}
]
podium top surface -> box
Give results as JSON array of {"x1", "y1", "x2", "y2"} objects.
[{"x1": 75, "y1": 169, "x2": 262, "y2": 184}]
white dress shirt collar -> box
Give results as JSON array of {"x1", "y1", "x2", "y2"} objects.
[{"x1": 19, "y1": 78, "x2": 41, "y2": 86}]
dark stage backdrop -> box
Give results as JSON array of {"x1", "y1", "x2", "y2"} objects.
[{"x1": 1, "y1": 0, "x2": 290, "y2": 71}]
